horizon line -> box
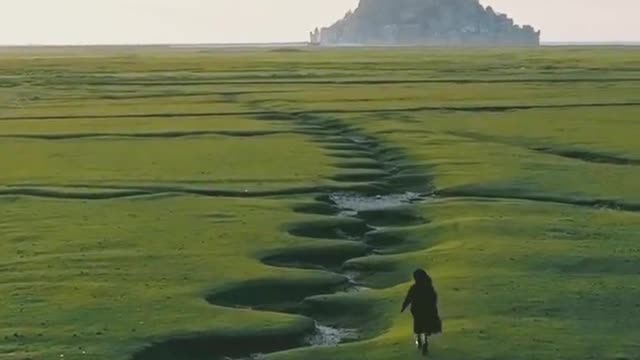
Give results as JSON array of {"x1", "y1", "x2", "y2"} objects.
[{"x1": 1, "y1": 41, "x2": 640, "y2": 48}]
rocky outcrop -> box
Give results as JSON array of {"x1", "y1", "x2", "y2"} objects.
[{"x1": 311, "y1": 0, "x2": 540, "y2": 46}]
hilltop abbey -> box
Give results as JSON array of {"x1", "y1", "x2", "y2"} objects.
[{"x1": 310, "y1": 0, "x2": 540, "y2": 46}]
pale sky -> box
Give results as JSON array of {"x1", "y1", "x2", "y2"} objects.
[{"x1": 0, "y1": 0, "x2": 638, "y2": 45}]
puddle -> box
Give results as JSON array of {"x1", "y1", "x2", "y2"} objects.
[
  {"x1": 347, "y1": 135, "x2": 372, "y2": 145},
  {"x1": 330, "y1": 192, "x2": 425, "y2": 216},
  {"x1": 229, "y1": 325, "x2": 359, "y2": 360},
  {"x1": 306, "y1": 324, "x2": 359, "y2": 347},
  {"x1": 343, "y1": 271, "x2": 371, "y2": 292}
]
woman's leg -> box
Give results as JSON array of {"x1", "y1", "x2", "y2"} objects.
[
  {"x1": 413, "y1": 316, "x2": 423, "y2": 349},
  {"x1": 422, "y1": 335, "x2": 429, "y2": 355}
]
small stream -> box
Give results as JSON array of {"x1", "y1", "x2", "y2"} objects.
[
  {"x1": 330, "y1": 192, "x2": 425, "y2": 217},
  {"x1": 131, "y1": 111, "x2": 433, "y2": 360},
  {"x1": 281, "y1": 190, "x2": 429, "y2": 350}
]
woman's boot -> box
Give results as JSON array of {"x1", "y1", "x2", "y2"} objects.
[{"x1": 422, "y1": 336, "x2": 429, "y2": 356}]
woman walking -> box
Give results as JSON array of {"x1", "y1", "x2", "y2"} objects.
[{"x1": 401, "y1": 269, "x2": 442, "y2": 356}]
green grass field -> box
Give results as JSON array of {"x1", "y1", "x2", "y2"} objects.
[{"x1": 1, "y1": 47, "x2": 639, "y2": 360}]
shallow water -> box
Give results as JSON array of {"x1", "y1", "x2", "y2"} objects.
[
  {"x1": 330, "y1": 191, "x2": 424, "y2": 216},
  {"x1": 306, "y1": 324, "x2": 359, "y2": 347},
  {"x1": 237, "y1": 324, "x2": 359, "y2": 356},
  {"x1": 343, "y1": 271, "x2": 371, "y2": 292},
  {"x1": 346, "y1": 135, "x2": 371, "y2": 145}
]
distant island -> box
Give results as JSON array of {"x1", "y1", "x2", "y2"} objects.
[{"x1": 310, "y1": 0, "x2": 540, "y2": 46}]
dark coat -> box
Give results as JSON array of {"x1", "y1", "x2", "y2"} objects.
[{"x1": 402, "y1": 284, "x2": 442, "y2": 335}]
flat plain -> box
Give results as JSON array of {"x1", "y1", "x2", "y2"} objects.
[{"x1": 1, "y1": 46, "x2": 639, "y2": 360}]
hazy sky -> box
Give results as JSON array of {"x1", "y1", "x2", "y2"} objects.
[{"x1": 0, "y1": 0, "x2": 638, "y2": 45}]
